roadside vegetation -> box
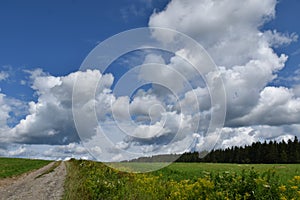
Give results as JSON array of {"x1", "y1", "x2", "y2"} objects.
[{"x1": 63, "y1": 159, "x2": 300, "y2": 200}]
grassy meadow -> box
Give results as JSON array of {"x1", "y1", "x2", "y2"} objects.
[
  {"x1": 64, "y1": 159, "x2": 300, "y2": 200},
  {"x1": 0, "y1": 157, "x2": 51, "y2": 179},
  {"x1": 151, "y1": 162, "x2": 300, "y2": 183},
  {"x1": 1, "y1": 157, "x2": 299, "y2": 199}
]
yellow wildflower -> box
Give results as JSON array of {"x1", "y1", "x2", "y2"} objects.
[
  {"x1": 244, "y1": 192, "x2": 251, "y2": 198},
  {"x1": 279, "y1": 185, "x2": 286, "y2": 192},
  {"x1": 294, "y1": 176, "x2": 300, "y2": 181},
  {"x1": 291, "y1": 186, "x2": 298, "y2": 190}
]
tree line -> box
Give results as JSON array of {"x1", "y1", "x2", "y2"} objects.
[
  {"x1": 126, "y1": 136, "x2": 300, "y2": 163},
  {"x1": 176, "y1": 136, "x2": 300, "y2": 163}
]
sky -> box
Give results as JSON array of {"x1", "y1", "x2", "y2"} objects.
[{"x1": 0, "y1": 0, "x2": 300, "y2": 161}]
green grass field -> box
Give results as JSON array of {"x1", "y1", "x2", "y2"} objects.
[
  {"x1": 64, "y1": 160, "x2": 300, "y2": 200},
  {"x1": 151, "y1": 162, "x2": 300, "y2": 183},
  {"x1": 1, "y1": 158, "x2": 300, "y2": 199},
  {"x1": 0, "y1": 157, "x2": 51, "y2": 179},
  {"x1": 108, "y1": 162, "x2": 300, "y2": 183}
]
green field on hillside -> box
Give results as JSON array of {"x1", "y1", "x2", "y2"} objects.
[
  {"x1": 108, "y1": 162, "x2": 300, "y2": 183},
  {"x1": 0, "y1": 157, "x2": 51, "y2": 179},
  {"x1": 64, "y1": 160, "x2": 300, "y2": 200},
  {"x1": 151, "y1": 162, "x2": 300, "y2": 183}
]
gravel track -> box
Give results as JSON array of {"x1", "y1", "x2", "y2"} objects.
[{"x1": 0, "y1": 161, "x2": 66, "y2": 200}]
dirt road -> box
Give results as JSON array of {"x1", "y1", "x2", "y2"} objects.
[{"x1": 0, "y1": 161, "x2": 66, "y2": 200}]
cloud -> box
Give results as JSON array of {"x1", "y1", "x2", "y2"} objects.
[
  {"x1": 149, "y1": 0, "x2": 279, "y2": 66},
  {"x1": 230, "y1": 87, "x2": 300, "y2": 126},
  {"x1": 2, "y1": 67, "x2": 198, "y2": 160},
  {"x1": 0, "y1": 93, "x2": 27, "y2": 132},
  {"x1": 43, "y1": 143, "x2": 88, "y2": 157},
  {"x1": 145, "y1": 0, "x2": 300, "y2": 153},
  {"x1": 148, "y1": 0, "x2": 299, "y2": 127},
  {"x1": 0, "y1": 71, "x2": 9, "y2": 81},
  {"x1": 262, "y1": 30, "x2": 298, "y2": 48},
  {"x1": 293, "y1": 84, "x2": 300, "y2": 97},
  {"x1": 0, "y1": 67, "x2": 298, "y2": 160},
  {"x1": 1, "y1": 0, "x2": 300, "y2": 161},
  {"x1": 196, "y1": 124, "x2": 300, "y2": 151},
  {"x1": 289, "y1": 69, "x2": 300, "y2": 83},
  {"x1": 7, "y1": 146, "x2": 27, "y2": 157},
  {"x1": 272, "y1": 68, "x2": 300, "y2": 86},
  {"x1": 1, "y1": 69, "x2": 114, "y2": 145},
  {"x1": 0, "y1": 143, "x2": 91, "y2": 160},
  {"x1": 0, "y1": 94, "x2": 11, "y2": 129}
]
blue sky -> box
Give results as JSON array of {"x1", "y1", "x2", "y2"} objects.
[
  {"x1": 1, "y1": 0, "x2": 300, "y2": 161},
  {"x1": 263, "y1": 0, "x2": 300, "y2": 86},
  {"x1": 0, "y1": 0, "x2": 299, "y2": 99},
  {"x1": 0, "y1": 0, "x2": 169, "y2": 100}
]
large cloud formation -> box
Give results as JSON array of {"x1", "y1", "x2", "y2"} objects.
[
  {"x1": 0, "y1": 0, "x2": 300, "y2": 160},
  {"x1": 147, "y1": 0, "x2": 300, "y2": 148}
]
